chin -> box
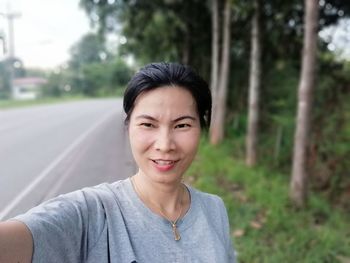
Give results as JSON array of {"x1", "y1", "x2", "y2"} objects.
[{"x1": 142, "y1": 169, "x2": 183, "y2": 185}]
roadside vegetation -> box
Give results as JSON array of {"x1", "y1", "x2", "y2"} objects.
[
  {"x1": 0, "y1": 33, "x2": 132, "y2": 101},
  {"x1": 0, "y1": 95, "x2": 92, "y2": 110},
  {"x1": 0, "y1": 92, "x2": 125, "y2": 110},
  {"x1": 187, "y1": 139, "x2": 350, "y2": 263}
]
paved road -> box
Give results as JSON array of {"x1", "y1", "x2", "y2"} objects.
[{"x1": 0, "y1": 99, "x2": 136, "y2": 220}]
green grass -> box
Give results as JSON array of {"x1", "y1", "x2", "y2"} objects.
[
  {"x1": 0, "y1": 95, "x2": 121, "y2": 110},
  {"x1": 186, "y1": 139, "x2": 350, "y2": 263},
  {"x1": 0, "y1": 96, "x2": 87, "y2": 109}
]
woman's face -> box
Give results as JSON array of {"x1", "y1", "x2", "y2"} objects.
[{"x1": 128, "y1": 86, "x2": 201, "y2": 185}]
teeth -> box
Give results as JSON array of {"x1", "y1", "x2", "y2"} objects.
[{"x1": 154, "y1": 160, "x2": 174, "y2": 165}]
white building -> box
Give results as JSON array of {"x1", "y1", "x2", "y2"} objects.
[{"x1": 12, "y1": 77, "x2": 47, "y2": 100}]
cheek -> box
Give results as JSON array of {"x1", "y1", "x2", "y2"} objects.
[
  {"x1": 179, "y1": 130, "x2": 201, "y2": 155},
  {"x1": 129, "y1": 128, "x2": 154, "y2": 152}
]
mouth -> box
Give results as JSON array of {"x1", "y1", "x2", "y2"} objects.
[
  {"x1": 151, "y1": 159, "x2": 178, "y2": 171},
  {"x1": 152, "y1": 159, "x2": 177, "y2": 165}
]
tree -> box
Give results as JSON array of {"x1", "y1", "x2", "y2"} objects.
[
  {"x1": 246, "y1": 0, "x2": 262, "y2": 166},
  {"x1": 210, "y1": 0, "x2": 219, "y2": 103},
  {"x1": 0, "y1": 61, "x2": 10, "y2": 99},
  {"x1": 68, "y1": 33, "x2": 110, "y2": 95},
  {"x1": 0, "y1": 57, "x2": 25, "y2": 99},
  {"x1": 79, "y1": 0, "x2": 211, "y2": 75},
  {"x1": 69, "y1": 33, "x2": 109, "y2": 70},
  {"x1": 209, "y1": 0, "x2": 232, "y2": 145},
  {"x1": 290, "y1": 0, "x2": 319, "y2": 207},
  {"x1": 77, "y1": 0, "x2": 350, "y2": 148},
  {"x1": 80, "y1": 57, "x2": 133, "y2": 97},
  {"x1": 41, "y1": 32, "x2": 133, "y2": 98}
]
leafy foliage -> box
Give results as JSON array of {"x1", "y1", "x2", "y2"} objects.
[
  {"x1": 77, "y1": 0, "x2": 350, "y2": 203},
  {"x1": 42, "y1": 33, "x2": 133, "y2": 98},
  {"x1": 69, "y1": 33, "x2": 109, "y2": 69},
  {"x1": 79, "y1": 0, "x2": 212, "y2": 75},
  {"x1": 0, "y1": 57, "x2": 26, "y2": 99},
  {"x1": 187, "y1": 140, "x2": 350, "y2": 262}
]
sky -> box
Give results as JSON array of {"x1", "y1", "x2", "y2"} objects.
[
  {"x1": 319, "y1": 18, "x2": 350, "y2": 59},
  {"x1": 0, "y1": 0, "x2": 91, "y2": 69}
]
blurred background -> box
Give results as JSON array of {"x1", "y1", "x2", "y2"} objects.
[
  {"x1": 0, "y1": 0, "x2": 349, "y2": 262},
  {"x1": 0, "y1": 0, "x2": 134, "y2": 100}
]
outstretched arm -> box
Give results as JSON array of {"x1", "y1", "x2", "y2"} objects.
[{"x1": 0, "y1": 221, "x2": 33, "y2": 263}]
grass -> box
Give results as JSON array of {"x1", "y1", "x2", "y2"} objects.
[
  {"x1": 186, "y1": 138, "x2": 350, "y2": 263},
  {"x1": 0, "y1": 96, "x2": 88, "y2": 109},
  {"x1": 0, "y1": 94, "x2": 121, "y2": 110}
]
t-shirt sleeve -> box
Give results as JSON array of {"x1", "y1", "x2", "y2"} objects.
[{"x1": 13, "y1": 190, "x2": 91, "y2": 263}]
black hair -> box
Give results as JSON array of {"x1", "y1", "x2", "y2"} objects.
[{"x1": 123, "y1": 62, "x2": 212, "y2": 129}]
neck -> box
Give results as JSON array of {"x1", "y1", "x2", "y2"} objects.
[{"x1": 132, "y1": 171, "x2": 185, "y2": 219}]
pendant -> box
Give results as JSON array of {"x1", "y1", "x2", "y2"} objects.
[{"x1": 172, "y1": 223, "x2": 181, "y2": 241}]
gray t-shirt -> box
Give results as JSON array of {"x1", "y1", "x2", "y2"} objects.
[{"x1": 14, "y1": 178, "x2": 236, "y2": 263}]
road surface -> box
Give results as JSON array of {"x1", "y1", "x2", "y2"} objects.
[{"x1": 0, "y1": 99, "x2": 136, "y2": 220}]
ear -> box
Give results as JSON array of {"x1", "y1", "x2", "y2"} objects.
[{"x1": 124, "y1": 124, "x2": 130, "y2": 137}]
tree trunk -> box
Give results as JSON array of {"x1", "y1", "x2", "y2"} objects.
[
  {"x1": 210, "y1": 0, "x2": 219, "y2": 99},
  {"x1": 209, "y1": 0, "x2": 220, "y2": 144},
  {"x1": 246, "y1": 0, "x2": 261, "y2": 166},
  {"x1": 210, "y1": 0, "x2": 231, "y2": 145},
  {"x1": 182, "y1": 23, "x2": 191, "y2": 65},
  {"x1": 290, "y1": 0, "x2": 319, "y2": 208}
]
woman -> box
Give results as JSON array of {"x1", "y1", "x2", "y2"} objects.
[{"x1": 0, "y1": 62, "x2": 236, "y2": 262}]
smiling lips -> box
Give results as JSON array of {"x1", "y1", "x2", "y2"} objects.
[{"x1": 151, "y1": 159, "x2": 178, "y2": 172}]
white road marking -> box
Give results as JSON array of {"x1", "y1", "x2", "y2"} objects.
[{"x1": 0, "y1": 109, "x2": 119, "y2": 220}]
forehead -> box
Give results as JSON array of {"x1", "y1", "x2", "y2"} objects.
[{"x1": 132, "y1": 86, "x2": 197, "y2": 116}]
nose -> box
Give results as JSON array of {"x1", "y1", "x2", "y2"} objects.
[{"x1": 154, "y1": 128, "x2": 175, "y2": 152}]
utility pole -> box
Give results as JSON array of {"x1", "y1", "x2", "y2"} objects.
[
  {"x1": 0, "y1": 30, "x2": 5, "y2": 55},
  {"x1": 0, "y1": 7, "x2": 21, "y2": 99},
  {"x1": 0, "y1": 10, "x2": 21, "y2": 58}
]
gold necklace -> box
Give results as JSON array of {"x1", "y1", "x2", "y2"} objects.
[{"x1": 131, "y1": 176, "x2": 184, "y2": 241}]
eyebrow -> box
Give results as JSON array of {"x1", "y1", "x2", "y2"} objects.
[{"x1": 135, "y1": 114, "x2": 197, "y2": 122}]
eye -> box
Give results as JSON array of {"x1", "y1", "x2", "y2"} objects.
[
  {"x1": 175, "y1": 123, "x2": 191, "y2": 129},
  {"x1": 139, "y1": 123, "x2": 154, "y2": 128}
]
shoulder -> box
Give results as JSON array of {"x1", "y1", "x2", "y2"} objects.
[
  {"x1": 189, "y1": 186, "x2": 226, "y2": 211},
  {"x1": 12, "y1": 179, "x2": 131, "y2": 260},
  {"x1": 188, "y1": 186, "x2": 228, "y2": 228},
  {"x1": 59, "y1": 179, "x2": 130, "y2": 219},
  {"x1": 13, "y1": 179, "x2": 130, "y2": 233},
  {"x1": 47, "y1": 178, "x2": 128, "y2": 205},
  {"x1": 78, "y1": 179, "x2": 127, "y2": 204}
]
